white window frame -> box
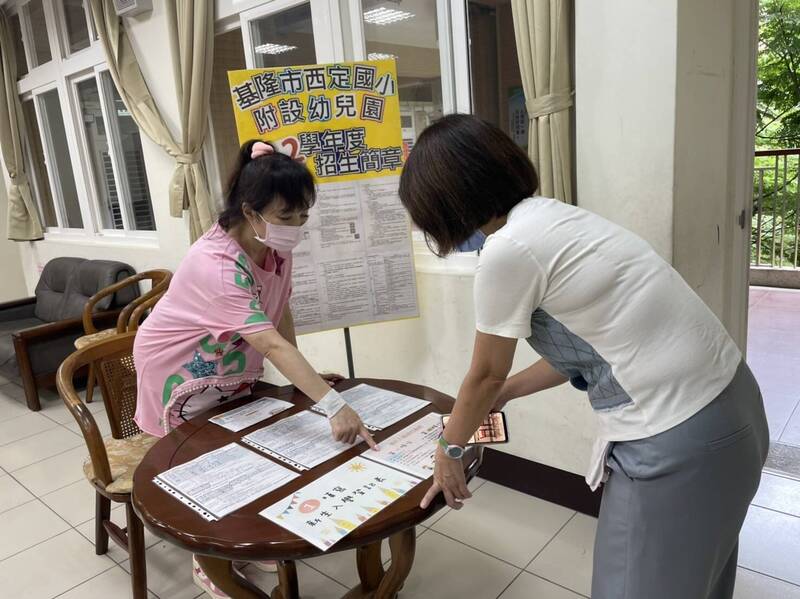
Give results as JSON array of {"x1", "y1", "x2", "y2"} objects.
[
  {"x1": 240, "y1": 0, "x2": 345, "y2": 68},
  {"x1": 12, "y1": 0, "x2": 157, "y2": 244},
  {"x1": 348, "y1": 0, "x2": 475, "y2": 268},
  {"x1": 53, "y1": 0, "x2": 96, "y2": 59}
]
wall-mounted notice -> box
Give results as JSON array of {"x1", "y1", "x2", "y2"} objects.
[{"x1": 228, "y1": 60, "x2": 419, "y2": 334}]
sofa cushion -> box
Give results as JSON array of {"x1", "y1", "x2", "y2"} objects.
[
  {"x1": 34, "y1": 257, "x2": 85, "y2": 322},
  {"x1": 0, "y1": 317, "x2": 45, "y2": 379}
]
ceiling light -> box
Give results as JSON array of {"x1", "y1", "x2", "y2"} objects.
[
  {"x1": 368, "y1": 52, "x2": 397, "y2": 60},
  {"x1": 363, "y1": 7, "x2": 414, "y2": 25},
  {"x1": 254, "y1": 43, "x2": 297, "y2": 55}
]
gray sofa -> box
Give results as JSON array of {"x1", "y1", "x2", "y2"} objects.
[{"x1": 0, "y1": 257, "x2": 138, "y2": 411}]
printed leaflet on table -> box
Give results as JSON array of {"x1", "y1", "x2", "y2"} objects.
[
  {"x1": 208, "y1": 397, "x2": 294, "y2": 432},
  {"x1": 153, "y1": 443, "x2": 298, "y2": 522},
  {"x1": 260, "y1": 456, "x2": 420, "y2": 551},
  {"x1": 310, "y1": 384, "x2": 429, "y2": 430},
  {"x1": 242, "y1": 410, "x2": 356, "y2": 471},
  {"x1": 362, "y1": 412, "x2": 442, "y2": 479}
]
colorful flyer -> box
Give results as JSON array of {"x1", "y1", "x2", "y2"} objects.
[
  {"x1": 260, "y1": 457, "x2": 420, "y2": 551},
  {"x1": 227, "y1": 60, "x2": 419, "y2": 335},
  {"x1": 362, "y1": 412, "x2": 441, "y2": 479}
]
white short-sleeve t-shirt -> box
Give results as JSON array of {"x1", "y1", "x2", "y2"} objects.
[{"x1": 475, "y1": 197, "x2": 742, "y2": 486}]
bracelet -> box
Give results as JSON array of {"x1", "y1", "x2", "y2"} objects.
[{"x1": 317, "y1": 389, "x2": 347, "y2": 418}]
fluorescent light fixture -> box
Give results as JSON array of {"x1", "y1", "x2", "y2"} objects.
[
  {"x1": 254, "y1": 43, "x2": 297, "y2": 55},
  {"x1": 368, "y1": 52, "x2": 397, "y2": 60},
  {"x1": 363, "y1": 7, "x2": 414, "y2": 25}
]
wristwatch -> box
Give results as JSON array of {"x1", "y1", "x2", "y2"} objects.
[{"x1": 438, "y1": 435, "x2": 466, "y2": 459}]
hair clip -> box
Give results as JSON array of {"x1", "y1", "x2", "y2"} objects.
[{"x1": 251, "y1": 141, "x2": 275, "y2": 160}]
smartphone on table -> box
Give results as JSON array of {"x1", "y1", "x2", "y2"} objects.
[{"x1": 441, "y1": 412, "x2": 509, "y2": 445}]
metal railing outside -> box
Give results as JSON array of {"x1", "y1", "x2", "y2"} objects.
[{"x1": 753, "y1": 148, "x2": 800, "y2": 268}]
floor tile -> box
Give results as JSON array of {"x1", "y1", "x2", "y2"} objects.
[
  {"x1": 241, "y1": 561, "x2": 348, "y2": 598},
  {"x1": 0, "y1": 382, "x2": 26, "y2": 402},
  {"x1": 303, "y1": 529, "x2": 419, "y2": 588},
  {"x1": 120, "y1": 540, "x2": 198, "y2": 599},
  {"x1": 0, "y1": 473, "x2": 34, "y2": 513},
  {"x1": 41, "y1": 479, "x2": 97, "y2": 526},
  {"x1": 752, "y1": 472, "x2": 800, "y2": 518},
  {"x1": 396, "y1": 530, "x2": 519, "y2": 599},
  {"x1": 422, "y1": 475, "x2": 487, "y2": 528},
  {"x1": 0, "y1": 394, "x2": 29, "y2": 423},
  {"x1": 432, "y1": 481, "x2": 575, "y2": 568},
  {"x1": 0, "y1": 412, "x2": 59, "y2": 447},
  {"x1": 739, "y1": 505, "x2": 800, "y2": 585},
  {"x1": 13, "y1": 445, "x2": 87, "y2": 496},
  {"x1": 54, "y1": 565, "x2": 157, "y2": 599},
  {"x1": 0, "y1": 499, "x2": 70, "y2": 560},
  {"x1": 75, "y1": 504, "x2": 161, "y2": 563},
  {"x1": 0, "y1": 529, "x2": 115, "y2": 599},
  {"x1": 0, "y1": 425, "x2": 83, "y2": 472},
  {"x1": 500, "y1": 571, "x2": 586, "y2": 599},
  {"x1": 734, "y1": 568, "x2": 800, "y2": 599},
  {"x1": 779, "y1": 407, "x2": 800, "y2": 447},
  {"x1": 527, "y1": 514, "x2": 596, "y2": 597},
  {"x1": 40, "y1": 391, "x2": 104, "y2": 425}
]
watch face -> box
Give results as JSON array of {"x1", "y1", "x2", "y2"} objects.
[{"x1": 446, "y1": 446, "x2": 464, "y2": 459}]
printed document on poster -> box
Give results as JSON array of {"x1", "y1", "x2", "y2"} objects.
[{"x1": 290, "y1": 175, "x2": 419, "y2": 334}]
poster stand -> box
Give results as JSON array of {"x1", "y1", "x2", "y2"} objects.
[{"x1": 343, "y1": 327, "x2": 355, "y2": 378}]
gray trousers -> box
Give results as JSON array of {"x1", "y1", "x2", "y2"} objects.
[{"x1": 592, "y1": 361, "x2": 769, "y2": 599}]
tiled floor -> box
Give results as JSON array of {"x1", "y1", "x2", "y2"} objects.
[
  {"x1": 3, "y1": 310, "x2": 800, "y2": 598},
  {"x1": 748, "y1": 286, "x2": 800, "y2": 445}
]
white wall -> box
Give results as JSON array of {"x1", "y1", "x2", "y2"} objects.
[{"x1": 14, "y1": 0, "x2": 191, "y2": 294}]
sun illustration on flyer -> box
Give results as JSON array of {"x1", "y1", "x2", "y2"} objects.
[{"x1": 348, "y1": 461, "x2": 367, "y2": 472}]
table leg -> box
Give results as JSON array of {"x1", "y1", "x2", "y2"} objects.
[
  {"x1": 272, "y1": 560, "x2": 300, "y2": 599},
  {"x1": 375, "y1": 527, "x2": 416, "y2": 599},
  {"x1": 195, "y1": 556, "x2": 299, "y2": 599},
  {"x1": 342, "y1": 527, "x2": 416, "y2": 599}
]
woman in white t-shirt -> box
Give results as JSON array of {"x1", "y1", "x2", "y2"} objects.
[{"x1": 399, "y1": 114, "x2": 768, "y2": 599}]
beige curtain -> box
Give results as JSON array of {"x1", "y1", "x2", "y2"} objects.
[
  {"x1": 0, "y1": 11, "x2": 43, "y2": 241},
  {"x1": 512, "y1": 0, "x2": 574, "y2": 204},
  {"x1": 89, "y1": 0, "x2": 215, "y2": 241}
]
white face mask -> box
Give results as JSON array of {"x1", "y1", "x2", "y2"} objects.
[{"x1": 249, "y1": 212, "x2": 304, "y2": 252}]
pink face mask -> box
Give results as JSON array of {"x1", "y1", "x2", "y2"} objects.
[{"x1": 250, "y1": 212, "x2": 304, "y2": 252}]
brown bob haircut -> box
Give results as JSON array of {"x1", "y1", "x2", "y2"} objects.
[{"x1": 399, "y1": 114, "x2": 538, "y2": 256}]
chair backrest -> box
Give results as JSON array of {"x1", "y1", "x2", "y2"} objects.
[
  {"x1": 36, "y1": 258, "x2": 138, "y2": 323},
  {"x1": 83, "y1": 269, "x2": 172, "y2": 336},
  {"x1": 57, "y1": 331, "x2": 141, "y2": 491},
  {"x1": 58, "y1": 331, "x2": 142, "y2": 448}
]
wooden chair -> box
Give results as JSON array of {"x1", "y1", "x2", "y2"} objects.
[
  {"x1": 57, "y1": 331, "x2": 156, "y2": 599},
  {"x1": 77, "y1": 270, "x2": 171, "y2": 404}
]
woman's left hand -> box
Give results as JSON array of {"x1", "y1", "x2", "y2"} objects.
[
  {"x1": 320, "y1": 372, "x2": 346, "y2": 387},
  {"x1": 420, "y1": 448, "x2": 472, "y2": 510}
]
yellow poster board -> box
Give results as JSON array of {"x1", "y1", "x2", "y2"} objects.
[
  {"x1": 228, "y1": 59, "x2": 404, "y2": 183},
  {"x1": 227, "y1": 60, "x2": 419, "y2": 335}
]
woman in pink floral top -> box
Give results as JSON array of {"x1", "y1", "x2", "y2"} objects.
[
  {"x1": 134, "y1": 140, "x2": 373, "y2": 442},
  {"x1": 133, "y1": 140, "x2": 375, "y2": 596}
]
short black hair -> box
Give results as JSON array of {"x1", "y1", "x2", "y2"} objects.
[
  {"x1": 399, "y1": 114, "x2": 538, "y2": 256},
  {"x1": 218, "y1": 139, "x2": 316, "y2": 230}
]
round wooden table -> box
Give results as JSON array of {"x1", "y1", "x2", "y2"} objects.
[{"x1": 133, "y1": 378, "x2": 482, "y2": 599}]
